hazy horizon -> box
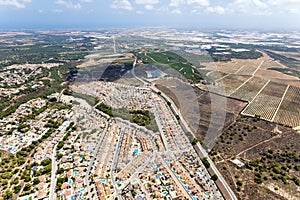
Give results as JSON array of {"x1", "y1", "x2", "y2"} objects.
[{"x1": 1, "y1": 0, "x2": 300, "y2": 31}]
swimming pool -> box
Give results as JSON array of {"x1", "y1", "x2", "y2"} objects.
[
  {"x1": 74, "y1": 171, "x2": 78, "y2": 176},
  {"x1": 133, "y1": 149, "x2": 139, "y2": 154},
  {"x1": 79, "y1": 188, "x2": 84, "y2": 193}
]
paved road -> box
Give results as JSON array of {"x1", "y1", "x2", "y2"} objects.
[
  {"x1": 159, "y1": 87, "x2": 237, "y2": 200},
  {"x1": 85, "y1": 119, "x2": 109, "y2": 199},
  {"x1": 49, "y1": 120, "x2": 73, "y2": 200},
  {"x1": 131, "y1": 63, "x2": 237, "y2": 200},
  {"x1": 49, "y1": 144, "x2": 58, "y2": 200},
  {"x1": 162, "y1": 158, "x2": 193, "y2": 200}
]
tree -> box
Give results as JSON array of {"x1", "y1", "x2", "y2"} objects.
[
  {"x1": 33, "y1": 178, "x2": 40, "y2": 185},
  {"x1": 41, "y1": 159, "x2": 51, "y2": 166},
  {"x1": 236, "y1": 180, "x2": 243, "y2": 186},
  {"x1": 13, "y1": 185, "x2": 21, "y2": 194},
  {"x1": 23, "y1": 183, "x2": 31, "y2": 191},
  {"x1": 211, "y1": 174, "x2": 218, "y2": 181},
  {"x1": 254, "y1": 177, "x2": 263, "y2": 184},
  {"x1": 3, "y1": 190, "x2": 13, "y2": 200},
  {"x1": 191, "y1": 138, "x2": 198, "y2": 145},
  {"x1": 202, "y1": 157, "x2": 210, "y2": 168}
]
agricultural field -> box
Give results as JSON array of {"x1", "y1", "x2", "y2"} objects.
[
  {"x1": 230, "y1": 77, "x2": 269, "y2": 102},
  {"x1": 216, "y1": 74, "x2": 251, "y2": 96},
  {"x1": 260, "y1": 81, "x2": 289, "y2": 98},
  {"x1": 259, "y1": 59, "x2": 284, "y2": 70},
  {"x1": 274, "y1": 86, "x2": 300, "y2": 128},
  {"x1": 242, "y1": 81, "x2": 289, "y2": 121},
  {"x1": 211, "y1": 116, "x2": 300, "y2": 200},
  {"x1": 135, "y1": 50, "x2": 203, "y2": 83},
  {"x1": 242, "y1": 94, "x2": 282, "y2": 121},
  {"x1": 202, "y1": 58, "x2": 262, "y2": 75}
]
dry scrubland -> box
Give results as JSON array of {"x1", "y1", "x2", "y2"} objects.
[{"x1": 211, "y1": 116, "x2": 300, "y2": 200}]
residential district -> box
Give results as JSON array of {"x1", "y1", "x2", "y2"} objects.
[{"x1": 0, "y1": 80, "x2": 224, "y2": 200}]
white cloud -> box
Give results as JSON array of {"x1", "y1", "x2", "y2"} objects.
[
  {"x1": 252, "y1": 0, "x2": 267, "y2": 8},
  {"x1": 111, "y1": 0, "x2": 133, "y2": 10},
  {"x1": 145, "y1": 4, "x2": 153, "y2": 10},
  {"x1": 226, "y1": 0, "x2": 300, "y2": 15},
  {"x1": 169, "y1": 0, "x2": 184, "y2": 7},
  {"x1": 0, "y1": 0, "x2": 31, "y2": 8},
  {"x1": 228, "y1": 0, "x2": 250, "y2": 13},
  {"x1": 206, "y1": 6, "x2": 225, "y2": 14},
  {"x1": 169, "y1": 0, "x2": 209, "y2": 7},
  {"x1": 135, "y1": 0, "x2": 159, "y2": 4},
  {"x1": 268, "y1": 0, "x2": 300, "y2": 6},
  {"x1": 168, "y1": 0, "x2": 210, "y2": 14},
  {"x1": 135, "y1": 0, "x2": 159, "y2": 10},
  {"x1": 227, "y1": 0, "x2": 270, "y2": 14},
  {"x1": 55, "y1": 0, "x2": 81, "y2": 9},
  {"x1": 187, "y1": 0, "x2": 209, "y2": 7},
  {"x1": 267, "y1": 0, "x2": 300, "y2": 14}
]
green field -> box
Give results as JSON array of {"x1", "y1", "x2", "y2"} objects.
[{"x1": 136, "y1": 51, "x2": 203, "y2": 83}]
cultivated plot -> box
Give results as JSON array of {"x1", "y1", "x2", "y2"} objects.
[
  {"x1": 274, "y1": 85, "x2": 300, "y2": 128},
  {"x1": 216, "y1": 74, "x2": 251, "y2": 96},
  {"x1": 242, "y1": 81, "x2": 288, "y2": 121},
  {"x1": 230, "y1": 76, "x2": 269, "y2": 102}
]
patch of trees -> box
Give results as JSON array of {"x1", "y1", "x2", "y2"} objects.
[
  {"x1": 246, "y1": 150, "x2": 300, "y2": 185},
  {"x1": 208, "y1": 48, "x2": 263, "y2": 62},
  {"x1": 96, "y1": 103, "x2": 158, "y2": 132},
  {"x1": 64, "y1": 90, "x2": 99, "y2": 106},
  {"x1": 202, "y1": 157, "x2": 210, "y2": 168}
]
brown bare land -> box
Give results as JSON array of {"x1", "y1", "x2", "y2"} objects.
[
  {"x1": 192, "y1": 88, "x2": 247, "y2": 143},
  {"x1": 155, "y1": 83, "x2": 181, "y2": 109}
]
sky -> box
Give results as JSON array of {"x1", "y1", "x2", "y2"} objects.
[{"x1": 0, "y1": 0, "x2": 300, "y2": 30}]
